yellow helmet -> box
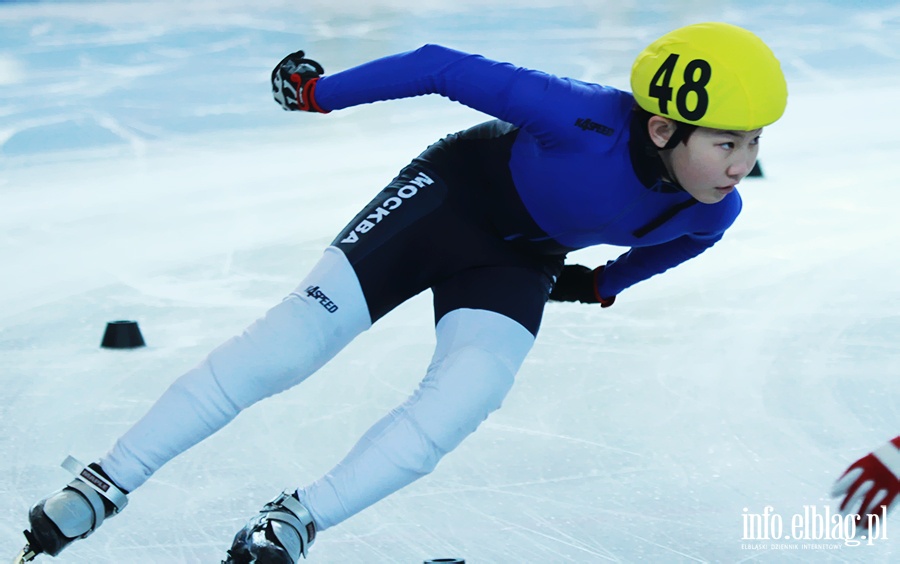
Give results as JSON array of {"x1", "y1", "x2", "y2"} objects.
[{"x1": 631, "y1": 22, "x2": 787, "y2": 130}]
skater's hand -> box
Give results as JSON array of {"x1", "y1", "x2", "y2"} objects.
[
  {"x1": 549, "y1": 264, "x2": 615, "y2": 306},
  {"x1": 831, "y1": 436, "x2": 900, "y2": 527},
  {"x1": 272, "y1": 50, "x2": 329, "y2": 113}
]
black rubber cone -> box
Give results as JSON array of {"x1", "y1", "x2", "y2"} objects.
[{"x1": 101, "y1": 320, "x2": 146, "y2": 349}]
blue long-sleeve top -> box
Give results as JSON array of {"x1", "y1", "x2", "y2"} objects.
[{"x1": 312, "y1": 44, "x2": 741, "y2": 298}]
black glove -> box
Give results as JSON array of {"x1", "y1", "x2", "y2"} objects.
[
  {"x1": 271, "y1": 50, "x2": 328, "y2": 113},
  {"x1": 549, "y1": 265, "x2": 616, "y2": 307}
]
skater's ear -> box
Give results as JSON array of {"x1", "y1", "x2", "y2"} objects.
[{"x1": 647, "y1": 115, "x2": 678, "y2": 149}]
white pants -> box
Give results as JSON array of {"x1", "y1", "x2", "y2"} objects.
[{"x1": 100, "y1": 246, "x2": 534, "y2": 531}]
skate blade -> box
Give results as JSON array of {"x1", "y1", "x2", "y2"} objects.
[{"x1": 12, "y1": 545, "x2": 37, "y2": 564}]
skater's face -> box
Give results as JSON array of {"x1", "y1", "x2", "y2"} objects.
[{"x1": 649, "y1": 117, "x2": 761, "y2": 204}]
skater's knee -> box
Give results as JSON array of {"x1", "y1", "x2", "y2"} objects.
[
  {"x1": 439, "y1": 344, "x2": 517, "y2": 415},
  {"x1": 404, "y1": 343, "x2": 519, "y2": 459}
]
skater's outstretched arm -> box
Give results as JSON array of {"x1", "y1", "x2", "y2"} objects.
[{"x1": 273, "y1": 44, "x2": 626, "y2": 150}]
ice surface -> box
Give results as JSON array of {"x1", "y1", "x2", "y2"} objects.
[{"x1": 1, "y1": 1, "x2": 899, "y2": 562}]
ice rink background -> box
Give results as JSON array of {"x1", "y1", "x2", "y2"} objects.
[{"x1": 2, "y1": 0, "x2": 900, "y2": 562}]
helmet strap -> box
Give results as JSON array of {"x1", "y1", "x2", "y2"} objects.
[
  {"x1": 661, "y1": 122, "x2": 697, "y2": 151},
  {"x1": 657, "y1": 121, "x2": 697, "y2": 189}
]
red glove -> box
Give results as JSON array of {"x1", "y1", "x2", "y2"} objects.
[
  {"x1": 831, "y1": 436, "x2": 900, "y2": 526},
  {"x1": 271, "y1": 50, "x2": 329, "y2": 113}
]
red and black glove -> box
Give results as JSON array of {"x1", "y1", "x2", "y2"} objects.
[
  {"x1": 831, "y1": 436, "x2": 900, "y2": 527},
  {"x1": 548, "y1": 265, "x2": 615, "y2": 307},
  {"x1": 271, "y1": 50, "x2": 329, "y2": 113}
]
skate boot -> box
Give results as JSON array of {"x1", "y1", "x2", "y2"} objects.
[
  {"x1": 14, "y1": 456, "x2": 128, "y2": 563},
  {"x1": 224, "y1": 491, "x2": 316, "y2": 564}
]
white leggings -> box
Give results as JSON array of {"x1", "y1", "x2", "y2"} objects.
[{"x1": 100, "y1": 246, "x2": 534, "y2": 531}]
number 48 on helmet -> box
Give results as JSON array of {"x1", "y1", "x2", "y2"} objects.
[{"x1": 631, "y1": 22, "x2": 788, "y2": 131}]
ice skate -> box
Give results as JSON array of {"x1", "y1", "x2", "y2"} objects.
[
  {"x1": 223, "y1": 491, "x2": 316, "y2": 564},
  {"x1": 14, "y1": 456, "x2": 128, "y2": 563}
]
